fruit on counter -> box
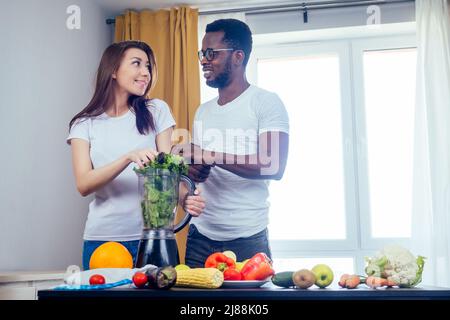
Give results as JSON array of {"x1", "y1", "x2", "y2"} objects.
[
  {"x1": 89, "y1": 274, "x2": 106, "y2": 285},
  {"x1": 292, "y1": 269, "x2": 316, "y2": 289},
  {"x1": 145, "y1": 266, "x2": 177, "y2": 289},
  {"x1": 175, "y1": 268, "x2": 224, "y2": 289},
  {"x1": 89, "y1": 241, "x2": 133, "y2": 269},
  {"x1": 311, "y1": 264, "x2": 334, "y2": 288},
  {"x1": 338, "y1": 274, "x2": 365, "y2": 289},
  {"x1": 175, "y1": 264, "x2": 191, "y2": 271},
  {"x1": 222, "y1": 250, "x2": 237, "y2": 262},
  {"x1": 204, "y1": 252, "x2": 236, "y2": 272},
  {"x1": 132, "y1": 272, "x2": 148, "y2": 289},
  {"x1": 223, "y1": 268, "x2": 242, "y2": 281},
  {"x1": 271, "y1": 271, "x2": 295, "y2": 288},
  {"x1": 240, "y1": 253, "x2": 275, "y2": 281}
]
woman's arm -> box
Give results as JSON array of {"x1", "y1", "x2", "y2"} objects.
[
  {"x1": 155, "y1": 126, "x2": 174, "y2": 153},
  {"x1": 70, "y1": 138, "x2": 157, "y2": 197}
]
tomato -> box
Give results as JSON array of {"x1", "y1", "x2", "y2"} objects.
[
  {"x1": 132, "y1": 272, "x2": 148, "y2": 288},
  {"x1": 89, "y1": 274, "x2": 106, "y2": 285}
]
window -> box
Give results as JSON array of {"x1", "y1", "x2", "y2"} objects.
[
  {"x1": 258, "y1": 54, "x2": 347, "y2": 241},
  {"x1": 250, "y1": 31, "x2": 417, "y2": 273},
  {"x1": 361, "y1": 48, "x2": 417, "y2": 239}
]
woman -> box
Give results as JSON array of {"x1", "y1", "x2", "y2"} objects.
[{"x1": 67, "y1": 41, "x2": 205, "y2": 270}]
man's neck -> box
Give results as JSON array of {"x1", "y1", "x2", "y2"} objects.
[{"x1": 217, "y1": 75, "x2": 250, "y2": 106}]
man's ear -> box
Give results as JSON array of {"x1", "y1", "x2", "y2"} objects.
[{"x1": 234, "y1": 50, "x2": 245, "y2": 66}]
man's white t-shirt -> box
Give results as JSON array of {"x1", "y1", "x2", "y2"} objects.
[
  {"x1": 67, "y1": 99, "x2": 175, "y2": 241},
  {"x1": 192, "y1": 85, "x2": 289, "y2": 241}
]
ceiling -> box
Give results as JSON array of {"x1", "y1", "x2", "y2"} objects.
[{"x1": 94, "y1": 0, "x2": 333, "y2": 16}]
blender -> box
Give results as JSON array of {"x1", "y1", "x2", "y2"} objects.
[{"x1": 135, "y1": 168, "x2": 196, "y2": 267}]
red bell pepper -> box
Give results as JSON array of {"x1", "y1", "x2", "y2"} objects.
[
  {"x1": 223, "y1": 268, "x2": 242, "y2": 281},
  {"x1": 240, "y1": 253, "x2": 275, "y2": 281},
  {"x1": 204, "y1": 252, "x2": 236, "y2": 272}
]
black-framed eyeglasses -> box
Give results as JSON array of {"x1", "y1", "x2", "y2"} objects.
[{"x1": 198, "y1": 48, "x2": 234, "y2": 62}]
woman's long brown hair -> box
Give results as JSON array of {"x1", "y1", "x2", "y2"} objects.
[{"x1": 69, "y1": 41, "x2": 158, "y2": 134}]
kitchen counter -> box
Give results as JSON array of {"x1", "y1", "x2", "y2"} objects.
[{"x1": 38, "y1": 283, "x2": 450, "y2": 300}]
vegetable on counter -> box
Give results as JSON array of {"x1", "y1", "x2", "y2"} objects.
[
  {"x1": 145, "y1": 266, "x2": 177, "y2": 290},
  {"x1": 223, "y1": 268, "x2": 242, "y2": 281},
  {"x1": 364, "y1": 244, "x2": 426, "y2": 288},
  {"x1": 365, "y1": 276, "x2": 389, "y2": 289},
  {"x1": 271, "y1": 271, "x2": 295, "y2": 288},
  {"x1": 132, "y1": 272, "x2": 148, "y2": 289},
  {"x1": 175, "y1": 268, "x2": 224, "y2": 289},
  {"x1": 89, "y1": 274, "x2": 106, "y2": 285},
  {"x1": 240, "y1": 253, "x2": 275, "y2": 281},
  {"x1": 204, "y1": 252, "x2": 236, "y2": 272},
  {"x1": 338, "y1": 274, "x2": 366, "y2": 289}
]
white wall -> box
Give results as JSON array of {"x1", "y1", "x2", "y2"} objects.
[{"x1": 0, "y1": 0, "x2": 110, "y2": 271}]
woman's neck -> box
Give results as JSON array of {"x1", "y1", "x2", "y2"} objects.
[{"x1": 107, "y1": 89, "x2": 130, "y2": 117}]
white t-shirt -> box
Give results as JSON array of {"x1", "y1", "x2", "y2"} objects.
[
  {"x1": 192, "y1": 85, "x2": 289, "y2": 241},
  {"x1": 66, "y1": 99, "x2": 175, "y2": 241}
]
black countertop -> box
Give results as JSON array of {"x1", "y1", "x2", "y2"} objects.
[{"x1": 38, "y1": 283, "x2": 450, "y2": 300}]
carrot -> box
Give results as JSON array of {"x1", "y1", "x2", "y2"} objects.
[
  {"x1": 345, "y1": 275, "x2": 361, "y2": 289},
  {"x1": 365, "y1": 276, "x2": 388, "y2": 288},
  {"x1": 338, "y1": 274, "x2": 350, "y2": 288},
  {"x1": 386, "y1": 278, "x2": 397, "y2": 287}
]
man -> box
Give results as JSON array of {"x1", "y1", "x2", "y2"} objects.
[{"x1": 174, "y1": 19, "x2": 289, "y2": 267}]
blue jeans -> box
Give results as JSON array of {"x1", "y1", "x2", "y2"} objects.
[
  {"x1": 82, "y1": 240, "x2": 140, "y2": 271},
  {"x1": 185, "y1": 224, "x2": 272, "y2": 268}
]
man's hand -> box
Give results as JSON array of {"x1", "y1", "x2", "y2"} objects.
[
  {"x1": 171, "y1": 143, "x2": 214, "y2": 165},
  {"x1": 188, "y1": 164, "x2": 213, "y2": 183},
  {"x1": 183, "y1": 188, "x2": 205, "y2": 217}
]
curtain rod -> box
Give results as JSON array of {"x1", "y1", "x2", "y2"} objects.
[{"x1": 105, "y1": 0, "x2": 414, "y2": 25}]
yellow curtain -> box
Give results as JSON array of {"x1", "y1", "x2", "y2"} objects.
[
  {"x1": 115, "y1": 7, "x2": 200, "y2": 264},
  {"x1": 114, "y1": 7, "x2": 200, "y2": 133}
]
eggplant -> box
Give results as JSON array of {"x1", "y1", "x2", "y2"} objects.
[{"x1": 145, "y1": 266, "x2": 177, "y2": 289}]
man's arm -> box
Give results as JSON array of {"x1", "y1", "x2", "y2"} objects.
[
  {"x1": 214, "y1": 131, "x2": 289, "y2": 180},
  {"x1": 174, "y1": 131, "x2": 289, "y2": 180}
]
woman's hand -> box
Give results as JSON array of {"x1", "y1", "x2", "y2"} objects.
[
  {"x1": 183, "y1": 188, "x2": 205, "y2": 217},
  {"x1": 125, "y1": 148, "x2": 159, "y2": 168}
]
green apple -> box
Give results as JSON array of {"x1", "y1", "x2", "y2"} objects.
[{"x1": 311, "y1": 264, "x2": 334, "y2": 288}]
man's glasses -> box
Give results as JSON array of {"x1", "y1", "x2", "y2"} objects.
[{"x1": 198, "y1": 48, "x2": 234, "y2": 62}]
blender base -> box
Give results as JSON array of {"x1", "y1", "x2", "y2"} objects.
[{"x1": 136, "y1": 238, "x2": 180, "y2": 268}]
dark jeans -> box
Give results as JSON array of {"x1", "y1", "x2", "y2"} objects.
[
  {"x1": 82, "y1": 240, "x2": 140, "y2": 270},
  {"x1": 185, "y1": 224, "x2": 272, "y2": 268}
]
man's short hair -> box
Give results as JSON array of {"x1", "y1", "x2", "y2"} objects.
[{"x1": 205, "y1": 19, "x2": 253, "y2": 67}]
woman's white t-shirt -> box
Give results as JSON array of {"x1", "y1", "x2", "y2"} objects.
[{"x1": 67, "y1": 99, "x2": 175, "y2": 241}]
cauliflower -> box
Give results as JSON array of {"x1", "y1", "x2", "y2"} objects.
[{"x1": 365, "y1": 245, "x2": 426, "y2": 287}]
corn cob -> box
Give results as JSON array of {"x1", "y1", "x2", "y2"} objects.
[{"x1": 175, "y1": 268, "x2": 224, "y2": 289}]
